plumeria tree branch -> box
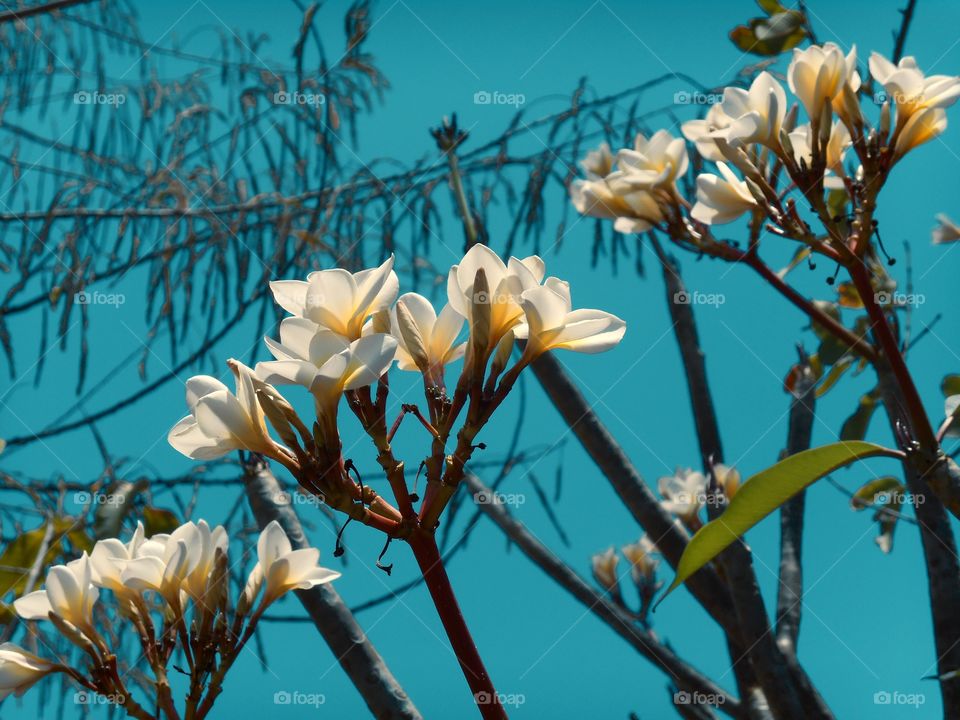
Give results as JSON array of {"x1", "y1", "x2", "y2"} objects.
[
  {"x1": 463, "y1": 472, "x2": 745, "y2": 719},
  {"x1": 242, "y1": 461, "x2": 423, "y2": 720}
]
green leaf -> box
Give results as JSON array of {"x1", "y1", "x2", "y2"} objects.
[
  {"x1": 851, "y1": 476, "x2": 904, "y2": 510},
  {"x1": 729, "y1": 11, "x2": 806, "y2": 56},
  {"x1": 142, "y1": 507, "x2": 180, "y2": 536},
  {"x1": 0, "y1": 517, "x2": 80, "y2": 602},
  {"x1": 840, "y1": 390, "x2": 880, "y2": 441},
  {"x1": 660, "y1": 441, "x2": 896, "y2": 601},
  {"x1": 941, "y1": 374, "x2": 960, "y2": 397}
]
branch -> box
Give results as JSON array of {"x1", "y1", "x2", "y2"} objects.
[
  {"x1": 242, "y1": 462, "x2": 423, "y2": 720},
  {"x1": 874, "y1": 360, "x2": 960, "y2": 715},
  {"x1": 463, "y1": 472, "x2": 744, "y2": 719},
  {"x1": 776, "y1": 356, "x2": 816, "y2": 655},
  {"x1": 0, "y1": 0, "x2": 96, "y2": 23},
  {"x1": 652, "y1": 241, "x2": 828, "y2": 720},
  {"x1": 892, "y1": 0, "x2": 919, "y2": 63},
  {"x1": 527, "y1": 352, "x2": 735, "y2": 627}
]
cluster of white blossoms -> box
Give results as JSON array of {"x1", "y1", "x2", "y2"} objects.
[
  {"x1": 168, "y1": 244, "x2": 626, "y2": 464},
  {"x1": 571, "y1": 44, "x2": 960, "y2": 231},
  {"x1": 3, "y1": 519, "x2": 336, "y2": 710},
  {"x1": 657, "y1": 464, "x2": 740, "y2": 530},
  {"x1": 591, "y1": 535, "x2": 661, "y2": 617}
]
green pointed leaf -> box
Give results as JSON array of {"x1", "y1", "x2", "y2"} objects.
[
  {"x1": 142, "y1": 506, "x2": 180, "y2": 536},
  {"x1": 942, "y1": 374, "x2": 960, "y2": 397},
  {"x1": 661, "y1": 441, "x2": 896, "y2": 601},
  {"x1": 840, "y1": 389, "x2": 880, "y2": 440}
]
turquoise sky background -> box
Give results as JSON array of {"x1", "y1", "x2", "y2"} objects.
[{"x1": 2, "y1": 0, "x2": 959, "y2": 717}]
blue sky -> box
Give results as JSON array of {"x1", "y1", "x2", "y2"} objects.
[{"x1": 2, "y1": 0, "x2": 960, "y2": 717}]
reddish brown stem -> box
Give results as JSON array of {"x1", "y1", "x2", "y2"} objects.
[
  {"x1": 407, "y1": 532, "x2": 507, "y2": 719},
  {"x1": 848, "y1": 261, "x2": 937, "y2": 450},
  {"x1": 744, "y1": 253, "x2": 877, "y2": 361}
]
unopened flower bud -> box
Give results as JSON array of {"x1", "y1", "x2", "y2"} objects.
[
  {"x1": 744, "y1": 177, "x2": 770, "y2": 208},
  {"x1": 879, "y1": 101, "x2": 891, "y2": 142},
  {"x1": 468, "y1": 267, "x2": 492, "y2": 357},
  {"x1": 591, "y1": 548, "x2": 620, "y2": 594},
  {"x1": 778, "y1": 127, "x2": 796, "y2": 163},
  {"x1": 48, "y1": 612, "x2": 96, "y2": 654},
  {"x1": 371, "y1": 308, "x2": 391, "y2": 335},
  {"x1": 256, "y1": 388, "x2": 300, "y2": 450},
  {"x1": 489, "y1": 329, "x2": 515, "y2": 379},
  {"x1": 782, "y1": 103, "x2": 799, "y2": 135},
  {"x1": 818, "y1": 100, "x2": 833, "y2": 149},
  {"x1": 395, "y1": 299, "x2": 430, "y2": 373}
]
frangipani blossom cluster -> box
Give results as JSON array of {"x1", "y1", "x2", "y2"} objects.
[
  {"x1": 167, "y1": 245, "x2": 625, "y2": 534},
  {"x1": 6, "y1": 519, "x2": 336, "y2": 717},
  {"x1": 570, "y1": 44, "x2": 960, "y2": 237},
  {"x1": 591, "y1": 534, "x2": 662, "y2": 620}
]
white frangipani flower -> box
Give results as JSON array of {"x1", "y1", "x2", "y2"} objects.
[
  {"x1": 119, "y1": 521, "x2": 207, "y2": 608},
  {"x1": 893, "y1": 106, "x2": 948, "y2": 159},
  {"x1": 514, "y1": 278, "x2": 626, "y2": 358},
  {"x1": 787, "y1": 42, "x2": 860, "y2": 121},
  {"x1": 89, "y1": 522, "x2": 147, "y2": 596},
  {"x1": 710, "y1": 72, "x2": 787, "y2": 149},
  {"x1": 868, "y1": 52, "x2": 960, "y2": 158},
  {"x1": 621, "y1": 536, "x2": 659, "y2": 582},
  {"x1": 591, "y1": 548, "x2": 620, "y2": 593},
  {"x1": 14, "y1": 554, "x2": 99, "y2": 631},
  {"x1": 933, "y1": 214, "x2": 960, "y2": 244},
  {"x1": 681, "y1": 102, "x2": 738, "y2": 162},
  {"x1": 869, "y1": 52, "x2": 960, "y2": 119},
  {"x1": 658, "y1": 468, "x2": 707, "y2": 523},
  {"x1": 579, "y1": 141, "x2": 614, "y2": 178},
  {"x1": 446, "y1": 244, "x2": 545, "y2": 350},
  {"x1": 243, "y1": 520, "x2": 340, "y2": 608},
  {"x1": 391, "y1": 292, "x2": 466, "y2": 378},
  {"x1": 570, "y1": 177, "x2": 664, "y2": 233},
  {"x1": 606, "y1": 130, "x2": 689, "y2": 191},
  {"x1": 0, "y1": 644, "x2": 57, "y2": 700},
  {"x1": 690, "y1": 162, "x2": 758, "y2": 225},
  {"x1": 788, "y1": 120, "x2": 851, "y2": 187},
  {"x1": 269, "y1": 256, "x2": 399, "y2": 340},
  {"x1": 168, "y1": 360, "x2": 275, "y2": 460},
  {"x1": 255, "y1": 320, "x2": 397, "y2": 416}
]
